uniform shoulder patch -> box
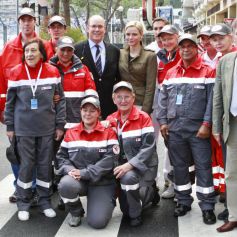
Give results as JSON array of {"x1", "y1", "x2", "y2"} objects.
[{"x1": 112, "y1": 145, "x2": 120, "y2": 155}]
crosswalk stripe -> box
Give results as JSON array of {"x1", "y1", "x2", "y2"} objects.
[
  {"x1": 178, "y1": 186, "x2": 237, "y2": 237},
  {"x1": 1, "y1": 173, "x2": 236, "y2": 236},
  {"x1": 55, "y1": 198, "x2": 122, "y2": 237},
  {"x1": 0, "y1": 174, "x2": 17, "y2": 229}
]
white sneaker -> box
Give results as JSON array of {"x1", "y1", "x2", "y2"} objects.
[
  {"x1": 161, "y1": 184, "x2": 175, "y2": 199},
  {"x1": 43, "y1": 208, "x2": 56, "y2": 218},
  {"x1": 18, "y1": 211, "x2": 30, "y2": 221}
]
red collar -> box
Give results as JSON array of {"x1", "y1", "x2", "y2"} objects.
[
  {"x1": 115, "y1": 106, "x2": 140, "y2": 123},
  {"x1": 177, "y1": 55, "x2": 203, "y2": 70},
  {"x1": 12, "y1": 32, "x2": 38, "y2": 49},
  {"x1": 57, "y1": 61, "x2": 73, "y2": 72},
  {"x1": 76, "y1": 121, "x2": 105, "y2": 134}
]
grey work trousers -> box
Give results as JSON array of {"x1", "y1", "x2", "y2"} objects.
[
  {"x1": 119, "y1": 168, "x2": 157, "y2": 219},
  {"x1": 168, "y1": 132, "x2": 216, "y2": 210},
  {"x1": 16, "y1": 135, "x2": 54, "y2": 211},
  {"x1": 58, "y1": 175, "x2": 116, "y2": 229}
]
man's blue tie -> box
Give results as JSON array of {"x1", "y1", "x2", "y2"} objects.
[{"x1": 95, "y1": 45, "x2": 102, "y2": 76}]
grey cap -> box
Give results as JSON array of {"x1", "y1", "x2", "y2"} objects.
[
  {"x1": 210, "y1": 24, "x2": 232, "y2": 37},
  {"x1": 178, "y1": 33, "x2": 197, "y2": 45},
  {"x1": 81, "y1": 97, "x2": 100, "y2": 109},
  {"x1": 197, "y1": 25, "x2": 212, "y2": 38},
  {"x1": 113, "y1": 81, "x2": 134, "y2": 93},
  {"x1": 48, "y1": 15, "x2": 66, "y2": 27},
  {"x1": 158, "y1": 25, "x2": 179, "y2": 37},
  {"x1": 57, "y1": 36, "x2": 75, "y2": 50},
  {"x1": 18, "y1": 7, "x2": 35, "y2": 20}
]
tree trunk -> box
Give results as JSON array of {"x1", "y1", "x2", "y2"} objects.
[
  {"x1": 52, "y1": 0, "x2": 60, "y2": 15},
  {"x1": 62, "y1": 0, "x2": 71, "y2": 26}
]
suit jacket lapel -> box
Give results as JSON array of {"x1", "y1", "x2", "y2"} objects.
[
  {"x1": 85, "y1": 41, "x2": 96, "y2": 68},
  {"x1": 102, "y1": 42, "x2": 108, "y2": 75}
]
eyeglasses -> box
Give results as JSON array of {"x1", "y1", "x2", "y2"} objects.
[{"x1": 115, "y1": 95, "x2": 133, "y2": 102}]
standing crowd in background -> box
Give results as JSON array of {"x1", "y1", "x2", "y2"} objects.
[{"x1": 1, "y1": 6, "x2": 237, "y2": 233}]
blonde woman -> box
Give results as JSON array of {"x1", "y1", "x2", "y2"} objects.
[{"x1": 119, "y1": 21, "x2": 157, "y2": 114}]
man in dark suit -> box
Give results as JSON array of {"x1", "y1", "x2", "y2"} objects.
[{"x1": 74, "y1": 15, "x2": 120, "y2": 119}]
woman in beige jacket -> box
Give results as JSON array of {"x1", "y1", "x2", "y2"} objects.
[{"x1": 119, "y1": 21, "x2": 157, "y2": 114}]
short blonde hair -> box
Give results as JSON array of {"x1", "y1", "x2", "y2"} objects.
[{"x1": 125, "y1": 21, "x2": 144, "y2": 35}]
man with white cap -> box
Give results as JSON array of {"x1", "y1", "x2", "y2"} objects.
[
  {"x1": 50, "y1": 36, "x2": 97, "y2": 128},
  {"x1": 157, "y1": 34, "x2": 216, "y2": 224},
  {"x1": 107, "y1": 81, "x2": 158, "y2": 227},
  {"x1": 0, "y1": 7, "x2": 37, "y2": 203},
  {"x1": 198, "y1": 25, "x2": 221, "y2": 69},
  {"x1": 45, "y1": 15, "x2": 67, "y2": 59},
  {"x1": 210, "y1": 23, "x2": 236, "y2": 56}
]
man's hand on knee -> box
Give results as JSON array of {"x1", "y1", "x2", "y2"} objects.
[{"x1": 114, "y1": 163, "x2": 133, "y2": 179}]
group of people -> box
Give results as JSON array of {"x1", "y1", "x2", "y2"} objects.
[{"x1": 0, "y1": 6, "x2": 237, "y2": 234}]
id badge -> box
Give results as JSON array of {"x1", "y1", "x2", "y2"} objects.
[
  {"x1": 176, "y1": 94, "x2": 183, "y2": 105},
  {"x1": 31, "y1": 98, "x2": 38, "y2": 110}
]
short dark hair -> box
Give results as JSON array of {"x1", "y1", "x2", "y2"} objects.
[
  {"x1": 22, "y1": 38, "x2": 47, "y2": 62},
  {"x1": 152, "y1": 17, "x2": 169, "y2": 26}
]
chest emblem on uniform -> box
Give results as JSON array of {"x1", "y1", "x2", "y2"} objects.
[{"x1": 112, "y1": 145, "x2": 120, "y2": 155}]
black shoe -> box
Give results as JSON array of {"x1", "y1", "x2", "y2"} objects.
[
  {"x1": 58, "y1": 198, "x2": 65, "y2": 210},
  {"x1": 9, "y1": 190, "x2": 17, "y2": 203},
  {"x1": 130, "y1": 216, "x2": 142, "y2": 227},
  {"x1": 174, "y1": 204, "x2": 191, "y2": 217},
  {"x1": 202, "y1": 210, "x2": 216, "y2": 225},
  {"x1": 217, "y1": 209, "x2": 229, "y2": 221},
  {"x1": 152, "y1": 183, "x2": 160, "y2": 206}
]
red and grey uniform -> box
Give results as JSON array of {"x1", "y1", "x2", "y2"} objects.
[
  {"x1": 107, "y1": 106, "x2": 158, "y2": 219},
  {"x1": 157, "y1": 55, "x2": 216, "y2": 210},
  {"x1": 57, "y1": 122, "x2": 119, "y2": 228},
  {"x1": 44, "y1": 39, "x2": 56, "y2": 60},
  {"x1": 0, "y1": 32, "x2": 38, "y2": 114},
  {"x1": 157, "y1": 49, "x2": 181, "y2": 86},
  {"x1": 4, "y1": 61, "x2": 66, "y2": 211},
  {"x1": 50, "y1": 55, "x2": 97, "y2": 128}
]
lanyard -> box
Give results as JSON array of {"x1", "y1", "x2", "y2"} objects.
[
  {"x1": 25, "y1": 63, "x2": 42, "y2": 98},
  {"x1": 117, "y1": 120, "x2": 128, "y2": 136}
]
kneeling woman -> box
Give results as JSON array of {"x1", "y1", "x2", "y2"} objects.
[
  {"x1": 57, "y1": 97, "x2": 119, "y2": 228},
  {"x1": 4, "y1": 39, "x2": 66, "y2": 221},
  {"x1": 107, "y1": 81, "x2": 158, "y2": 227}
]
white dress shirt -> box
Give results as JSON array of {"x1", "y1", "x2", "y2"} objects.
[{"x1": 88, "y1": 39, "x2": 106, "y2": 73}]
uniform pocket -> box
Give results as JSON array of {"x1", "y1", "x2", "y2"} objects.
[{"x1": 190, "y1": 85, "x2": 207, "y2": 119}]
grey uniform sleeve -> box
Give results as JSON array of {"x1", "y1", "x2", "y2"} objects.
[
  {"x1": 55, "y1": 82, "x2": 66, "y2": 130},
  {"x1": 56, "y1": 145, "x2": 76, "y2": 175},
  {"x1": 128, "y1": 132, "x2": 156, "y2": 174},
  {"x1": 157, "y1": 84, "x2": 168, "y2": 125},
  {"x1": 4, "y1": 86, "x2": 17, "y2": 132},
  {"x1": 80, "y1": 145, "x2": 119, "y2": 183},
  {"x1": 203, "y1": 82, "x2": 214, "y2": 124}
]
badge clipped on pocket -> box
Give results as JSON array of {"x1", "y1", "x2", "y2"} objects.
[
  {"x1": 176, "y1": 94, "x2": 183, "y2": 105},
  {"x1": 31, "y1": 98, "x2": 38, "y2": 110}
]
